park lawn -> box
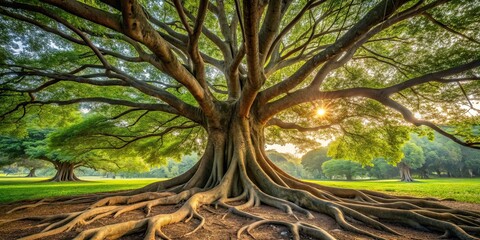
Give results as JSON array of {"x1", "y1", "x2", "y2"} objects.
[
  {"x1": 0, "y1": 176, "x2": 161, "y2": 203},
  {"x1": 0, "y1": 177, "x2": 478, "y2": 204},
  {"x1": 307, "y1": 178, "x2": 480, "y2": 203}
]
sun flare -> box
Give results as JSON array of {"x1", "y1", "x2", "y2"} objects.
[{"x1": 316, "y1": 108, "x2": 326, "y2": 116}]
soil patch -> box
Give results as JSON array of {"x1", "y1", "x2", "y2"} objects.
[{"x1": 1, "y1": 198, "x2": 476, "y2": 239}]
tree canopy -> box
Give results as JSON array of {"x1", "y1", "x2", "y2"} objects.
[
  {"x1": 0, "y1": 128, "x2": 146, "y2": 181},
  {"x1": 0, "y1": 129, "x2": 54, "y2": 176},
  {"x1": 0, "y1": 0, "x2": 479, "y2": 239},
  {"x1": 0, "y1": 0, "x2": 479, "y2": 162}
]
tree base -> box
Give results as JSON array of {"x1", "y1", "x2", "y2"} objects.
[
  {"x1": 25, "y1": 169, "x2": 36, "y2": 178},
  {"x1": 1, "y1": 178, "x2": 479, "y2": 240},
  {"x1": 49, "y1": 163, "x2": 80, "y2": 182},
  {"x1": 1, "y1": 189, "x2": 479, "y2": 240}
]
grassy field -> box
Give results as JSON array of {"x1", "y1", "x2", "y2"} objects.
[
  {"x1": 0, "y1": 176, "x2": 479, "y2": 204},
  {"x1": 309, "y1": 178, "x2": 480, "y2": 203},
  {"x1": 0, "y1": 176, "x2": 161, "y2": 203}
]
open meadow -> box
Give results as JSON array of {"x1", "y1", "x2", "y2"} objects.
[{"x1": 1, "y1": 176, "x2": 478, "y2": 204}]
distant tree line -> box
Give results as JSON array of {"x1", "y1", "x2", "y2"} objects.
[
  {"x1": 298, "y1": 133, "x2": 480, "y2": 181},
  {"x1": 2, "y1": 131, "x2": 478, "y2": 182}
]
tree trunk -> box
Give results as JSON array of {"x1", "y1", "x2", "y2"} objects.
[
  {"x1": 346, "y1": 174, "x2": 353, "y2": 181},
  {"x1": 398, "y1": 162, "x2": 413, "y2": 182},
  {"x1": 26, "y1": 168, "x2": 37, "y2": 177},
  {"x1": 49, "y1": 162, "x2": 80, "y2": 182}
]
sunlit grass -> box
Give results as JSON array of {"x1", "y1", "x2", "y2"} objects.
[
  {"x1": 0, "y1": 176, "x2": 161, "y2": 203},
  {"x1": 0, "y1": 177, "x2": 478, "y2": 204},
  {"x1": 307, "y1": 178, "x2": 480, "y2": 203}
]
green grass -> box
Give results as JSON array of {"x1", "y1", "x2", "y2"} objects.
[
  {"x1": 0, "y1": 177, "x2": 479, "y2": 204},
  {"x1": 0, "y1": 176, "x2": 161, "y2": 203},
  {"x1": 307, "y1": 178, "x2": 480, "y2": 203}
]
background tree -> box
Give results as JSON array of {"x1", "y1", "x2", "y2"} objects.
[
  {"x1": 461, "y1": 146, "x2": 480, "y2": 177},
  {"x1": 0, "y1": 128, "x2": 145, "y2": 181},
  {"x1": 0, "y1": 164, "x2": 20, "y2": 176},
  {"x1": 398, "y1": 141, "x2": 425, "y2": 182},
  {"x1": 322, "y1": 159, "x2": 366, "y2": 180},
  {"x1": 267, "y1": 150, "x2": 312, "y2": 179},
  {"x1": 0, "y1": 132, "x2": 52, "y2": 178},
  {"x1": 0, "y1": 0, "x2": 479, "y2": 239},
  {"x1": 367, "y1": 158, "x2": 398, "y2": 179},
  {"x1": 301, "y1": 147, "x2": 331, "y2": 179},
  {"x1": 120, "y1": 155, "x2": 198, "y2": 178},
  {"x1": 420, "y1": 134, "x2": 462, "y2": 177}
]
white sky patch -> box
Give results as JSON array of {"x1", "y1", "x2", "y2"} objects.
[
  {"x1": 266, "y1": 144, "x2": 302, "y2": 157},
  {"x1": 49, "y1": 41, "x2": 61, "y2": 50},
  {"x1": 79, "y1": 108, "x2": 91, "y2": 114},
  {"x1": 11, "y1": 40, "x2": 24, "y2": 54}
]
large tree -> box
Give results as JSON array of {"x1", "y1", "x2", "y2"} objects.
[
  {"x1": 0, "y1": 130, "x2": 56, "y2": 178},
  {"x1": 0, "y1": 128, "x2": 138, "y2": 181},
  {"x1": 416, "y1": 133, "x2": 463, "y2": 178},
  {"x1": 460, "y1": 145, "x2": 480, "y2": 177},
  {"x1": 0, "y1": 0, "x2": 479, "y2": 239},
  {"x1": 301, "y1": 147, "x2": 331, "y2": 179},
  {"x1": 0, "y1": 135, "x2": 51, "y2": 177},
  {"x1": 398, "y1": 141, "x2": 425, "y2": 182}
]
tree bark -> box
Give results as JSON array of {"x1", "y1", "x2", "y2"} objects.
[
  {"x1": 398, "y1": 162, "x2": 413, "y2": 182},
  {"x1": 26, "y1": 168, "x2": 37, "y2": 177},
  {"x1": 49, "y1": 162, "x2": 80, "y2": 182}
]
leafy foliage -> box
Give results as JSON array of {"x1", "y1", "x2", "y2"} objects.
[{"x1": 321, "y1": 159, "x2": 367, "y2": 180}]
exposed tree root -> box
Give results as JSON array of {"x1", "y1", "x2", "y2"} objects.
[
  {"x1": 2, "y1": 129, "x2": 480, "y2": 240},
  {"x1": 238, "y1": 219, "x2": 336, "y2": 240}
]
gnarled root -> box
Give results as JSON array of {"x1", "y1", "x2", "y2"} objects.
[{"x1": 238, "y1": 219, "x2": 336, "y2": 240}]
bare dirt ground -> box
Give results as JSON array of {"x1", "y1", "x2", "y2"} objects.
[{"x1": 0, "y1": 199, "x2": 478, "y2": 240}]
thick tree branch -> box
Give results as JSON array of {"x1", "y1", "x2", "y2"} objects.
[
  {"x1": 173, "y1": 0, "x2": 193, "y2": 35},
  {"x1": 422, "y1": 12, "x2": 480, "y2": 45},
  {"x1": 6, "y1": 98, "x2": 175, "y2": 114},
  {"x1": 40, "y1": 0, "x2": 123, "y2": 32},
  {"x1": 379, "y1": 97, "x2": 480, "y2": 149},
  {"x1": 239, "y1": 0, "x2": 263, "y2": 117},
  {"x1": 259, "y1": 59, "x2": 480, "y2": 122},
  {"x1": 0, "y1": 2, "x2": 201, "y2": 118},
  {"x1": 258, "y1": 0, "x2": 409, "y2": 104},
  {"x1": 38, "y1": 0, "x2": 215, "y2": 117},
  {"x1": 181, "y1": 3, "x2": 230, "y2": 60},
  {"x1": 187, "y1": 0, "x2": 210, "y2": 91},
  {"x1": 90, "y1": 123, "x2": 199, "y2": 150},
  {"x1": 382, "y1": 59, "x2": 480, "y2": 95},
  {"x1": 266, "y1": 0, "x2": 325, "y2": 62},
  {"x1": 258, "y1": 0, "x2": 292, "y2": 65},
  {"x1": 267, "y1": 118, "x2": 333, "y2": 132}
]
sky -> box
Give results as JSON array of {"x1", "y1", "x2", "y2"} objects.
[{"x1": 266, "y1": 144, "x2": 302, "y2": 157}]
